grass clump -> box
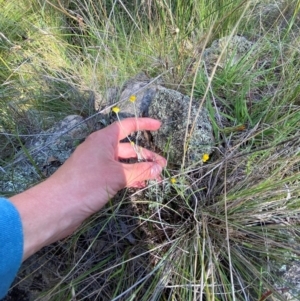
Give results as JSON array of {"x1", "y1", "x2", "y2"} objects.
[{"x1": 1, "y1": 0, "x2": 300, "y2": 300}]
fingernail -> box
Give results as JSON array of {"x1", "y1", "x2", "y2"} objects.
[{"x1": 151, "y1": 163, "x2": 163, "y2": 177}]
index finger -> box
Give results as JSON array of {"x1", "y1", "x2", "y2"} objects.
[{"x1": 109, "y1": 118, "x2": 161, "y2": 141}]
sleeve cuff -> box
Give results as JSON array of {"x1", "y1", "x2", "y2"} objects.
[{"x1": 0, "y1": 198, "x2": 24, "y2": 299}]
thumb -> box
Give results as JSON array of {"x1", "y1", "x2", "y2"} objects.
[{"x1": 123, "y1": 161, "x2": 164, "y2": 186}]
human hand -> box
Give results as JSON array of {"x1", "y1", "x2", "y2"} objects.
[
  {"x1": 10, "y1": 118, "x2": 167, "y2": 260},
  {"x1": 50, "y1": 117, "x2": 167, "y2": 220}
]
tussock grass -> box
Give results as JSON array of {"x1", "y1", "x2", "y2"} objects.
[{"x1": 1, "y1": 0, "x2": 300, "y2": 300}]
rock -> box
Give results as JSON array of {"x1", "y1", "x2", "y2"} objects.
[
  {"x1": 203, "y1": 35, "x2": 255, "y2": 73},
  {"x1": 0, "y1": 115, "x2": 89, "y2": 194},
  {"x1": 111, "y1": 78, "x2": 214, "y2": 166},
  {"x1": 94, "y1": 87, "x2": 119, "y2": 111},
  {"x1": 273, "y1": 259, "x2": 300, "y2": 300},
  {"x1": 148, "y1": 87, "x2": 213, "y2": 164},
  {"x1": 250, "y1": 0, "x2": 287, "y2": 29},
  {"x1": 280, "y1": 261, "x2": 300, "y2": 299}
]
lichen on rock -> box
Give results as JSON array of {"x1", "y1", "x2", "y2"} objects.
[
  {"x1": 203, "y1": 35, "x2": 255, "y2": 72},
  {"x1": 148, "y1": 87, "x2": 214, "y2": 165},
  {"x1": 112, "y1": 80, "x2": 214, "y2": 166},
  {"x1": 0, "y1": 115, "x2": 90, "y2": 194},
  {"x1": 250, "y1": 0, "x2": 287, "y2": 28}
]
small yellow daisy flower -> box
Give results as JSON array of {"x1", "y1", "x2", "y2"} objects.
[
  {"x1": 170, "y1": 177, "x2": 177, "y2": 184},
  {"x1": 112, "y1": 106, "x2": 120, "y2": 114},
  {"x1": 202, "y1": 153, "x2": 209, "y2": 163},
  {"x1": 129, "y1": 95, "x2": 137, "y2": 103}
]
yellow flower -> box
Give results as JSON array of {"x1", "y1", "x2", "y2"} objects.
[
  {"x1": 170, "y1": 177, "x2": 177, "y2": 184},
  {"x1": 129, "y1": 95, "x2": 137, "y2": 103},
  {"x1": 112, "y1": 106, "x2": 120, "y2": 114},
  {"x1": 202, "y1": 153, "x2": 209, "y2": 162}
]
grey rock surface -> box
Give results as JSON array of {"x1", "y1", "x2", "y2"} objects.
[
  {"x1": 0, "y1": 115, "x2": 89, "y2": 194},
  {"x1": 111, "y1": 79, "x2": 214, "y2": 166},
  {"x1": 203, "y1": 35, "x2": 255, "y2": 73},
  {"x1": 251, "y1": 0, "x2": 286, "y2": 28},
  {"x1": 280, "y1": 261, "x2": 300, "y2": 300}
]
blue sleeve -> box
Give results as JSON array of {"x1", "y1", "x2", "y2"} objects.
[{"x1": 0, "y1": 198, "x2": 23, "y2": 299}]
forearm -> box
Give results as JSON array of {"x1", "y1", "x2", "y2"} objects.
[{"x1": 9, "y1": 178, "x2": 80, "y2": 261}]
